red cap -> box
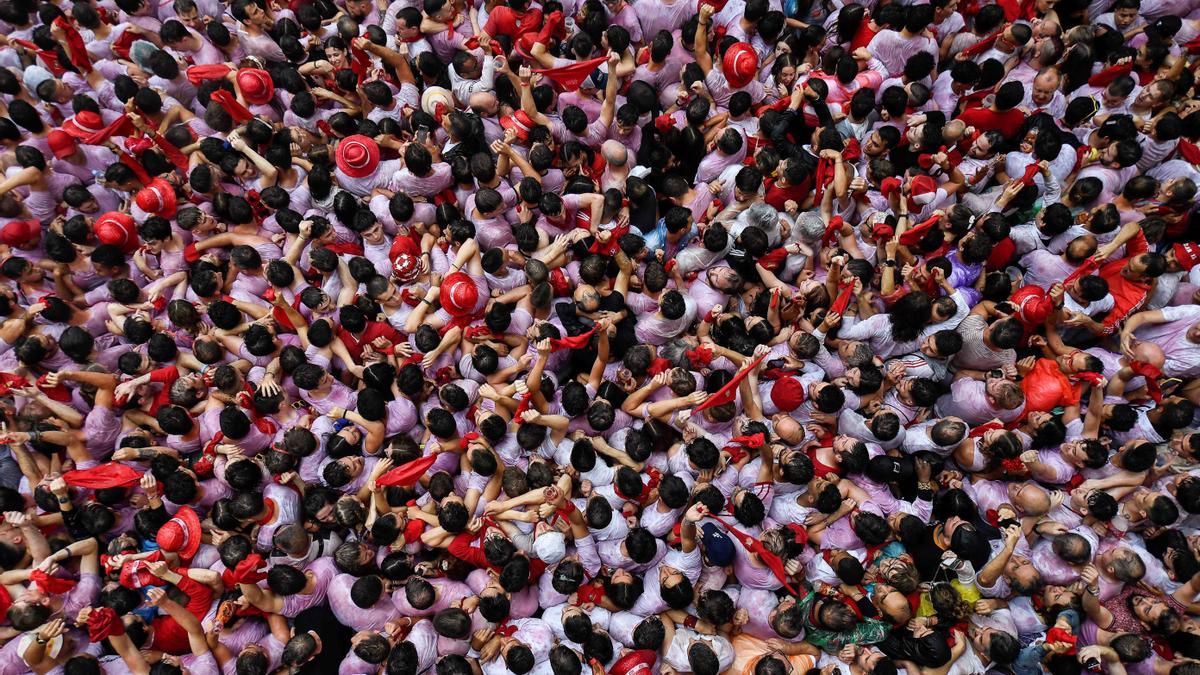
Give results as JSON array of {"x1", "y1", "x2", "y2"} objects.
[
  {"x1": 871, "y1": 222, "x2": 895, "y2": 242},
  {"x1": 156, "y1": 505, "x2": 201, "y2": 559},
  {"x1": 722, "y1": 42, "x2": 759, "y2": 89},
  {"x1": 392, "y1": 253, "x2": 421, "y2": 284},
  {"x1": 1173, "y1": 242, "x2": 1200, "y2": 271},
  {"x1": 118, "y1": 560, "x2": 161, "y2": 589},
  {"x1": 48, "y1": 130, "x2": 77, "y2": 159},
  {"x1": 440, "y1": 272, "x2": 479, "y2": 317},
  {"x1": 610, "y1": 650, "x2": 657, "y2": 675},
  {"x1": 769, "y1": 376, "x2": 805, "y2": 412},
  {"x1": 236, "y1": 68, "x2": 274, "y2": 106},
  {"x1": 94, "y1": 212, "x2": 138, "y2": 253},
  {"x1": 336, "y1": 135, "x2": 380, "y2": 178},
  {"x1": 62, "y1": 111, "x2": 104, "y2": 140},
  {"x1": 499, "y1": 110, "x2": 535, "y2": 142},
  {"x1": 134, "y1": 178, "x2": 177, "y2": 218},
  {"x1": 1011, "y1": 285, "x2": 1052, "y2": 325},
  {"x1": 909, "y1": 174, "x2": 938, "y2": 204},
  {"x1": 0, "y1": 220, "x2": 38, "y2": 247}
]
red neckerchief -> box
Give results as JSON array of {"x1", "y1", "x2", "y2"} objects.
[
  {"x1": 646, "y1": 357, "x2": 671, "y2": 375},
  {"x1": 254, "y1": 498, "x2": 277, "y2": 525},
  {"x1": 712, "y1": 515, "x2": 798, "y2": 595},
  {"x1": 1128, "y1": 360, "x2": 1163, "y2": 403},
  {"x1": 685, "y1": 345, "x2": 714, "y2": 368},
  {"x1": 576, "y1": 581, "x2": 605, "y2": 605}
]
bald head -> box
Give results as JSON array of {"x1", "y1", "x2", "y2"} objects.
[
  {"x1": 1032, "y1": 70, "x2": 1060, "y2": 105},
  {"x1": 601, "y1": 140, "x2": 628, "y2": 167},
  {"x1": 1131, "y1": 340, "x2": 1166, "y2": 369},
  {"x1": 468, "y1": 92, "x2": 498, "y2": 115}
]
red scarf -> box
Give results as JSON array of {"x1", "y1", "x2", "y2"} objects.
[
  {"x1": 960, "y1": 27, "x2": 1005, "y2": 58},
  {"x1": 29, "y1": 569, "x2": 77, "y2": 594},
  {"x1": 712, "y1": 515, "x2": 797, "y2": 594},
  {"x1": 829, "y1": 280, "x2": 856, "y2": 315},
  {"x1": 376, "y1": 454, "x2": 439, "y2": 487},
  {"x1": 532, "y1": 56, "x2": 607, "y2": 92},
  {"x1": 1128, "y1": 360, "x2": 1163, "y2": 403},
  {"x1": 549, "y1": 327, "x2": 597, "y2": 351},
  {"x1": 693, "y1": 354, "x2": 767, "y2": 412},
  {"x1": 53, "y1": 17, "x2": 92, "y2": 73},
  {"x1": 210, "y1": 90, "x2": 254, "y2": 124},
  {"x1": 1063, "y1": 258, "x2": 1101, "y2": 287}
]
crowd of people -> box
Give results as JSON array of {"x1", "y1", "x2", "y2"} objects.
[{"x1": 0, "y1": 0, "x2": 1198, "y2": 670}]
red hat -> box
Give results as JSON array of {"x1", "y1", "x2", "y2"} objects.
[
  {"x1": 871, "y1": 222, "x2": 895, "y2": 242},
  {"x1": 62, "y1": 111, "x2": 104, "y2": 140},
  {"x1": 119, "y1": 560, "x2": 161, "y2": 589},
  {"x1": 94, "y1": 211, "x2": 139, "y2": 253},
  {"x1": 236, "y1": 68, "x2": 274, "y2": 106},
  {"x1": 440, "y1": 272, "x2": 479, "y2": 317},
  {"x1": 1011, "y1": 285, "x2": 1052, "y2": 325},
  {"x1": 722, "y1": 42, "x2": 759, "y2": 89},
  {"x1": 392, "y1": 253, "x2": 421, "y2": 284},
  {"x1": 499, "y1": 110, "x2": 535, "y2": 142},
  {"x1": 769, "y1": 376, "x2": 805, "y2": 413},
  {"x1": 336, "y1": 135, "x2": 380, "y2": 178},
  {"x1": 1173, "y1": 242, "x2": 1200, "y2": 271},
  {"x1": 610, "y1": 650, "x2": 657, "y2": 675},
  {"x1": 48, "y1": 130, "x2": 76, "y2": 159},
  {"x1": 134, "y1": 178, "x2": 177, "y2": 218},
  {"x1": 0, "y1": 220, "x2": 38, "y2": 247},
  {"x1": 909, "y1": 175, "x2": 938, "y2": 205},
  {"x1": 156, "y1": 505, "x2": 201, "y2": 559}
]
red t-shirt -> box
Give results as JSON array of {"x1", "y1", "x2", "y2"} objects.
[
  {"x1": 956, "y1": 106, "x2": 1026, "y2": 140},
  {"x1": 152, "y1": 576, "x2": 213, "y2": 655},
  {"x1": 484, "y1": 7, "x2": 543, "y2": 39},
  {"x1": 336, "y1": 321, "x2": 405, "y2": 363}
]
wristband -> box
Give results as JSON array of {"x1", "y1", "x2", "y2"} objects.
[{"x1": 683, "y1": 615, "x2": 698, "y2": 629}]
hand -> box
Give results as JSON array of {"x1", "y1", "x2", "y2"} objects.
[
  {"x1": 1002, "y1": 523, "x2": 1022, "y2": 547},
  {"x1": 1080, "y1": 564, "x2": 1100, "y2": 587},
  {"x1": 974, "y1": 599, "x2": 997, "y2": 615},
  {"x1": 146, "y1": 560, "x2": 172, "y2": 578},
  {"x1": 2, "y1": 510, "x2": 27, "y2": 527},
  {"x1": 140, "y1": 473, "x2": 158, "y2": 500},
  {"x1": 146, "y1": 587, "x2": 167, "y2": 606},
  {"x1": 686, "y1": 391, "x2": 709, "y2": 406},
  {"x1": 48, "y1": 477, "x2": 68, "y2": 498},
  {"x1": 36, "y1": 618, "x2": 65, "y2": 642},
  {"x1": 685, "y1": 503, "x2": 709, "y2": 522}
]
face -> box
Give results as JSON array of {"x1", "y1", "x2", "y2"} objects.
[
  {"x1": 864, "y1": 131, "x2": 886, "y2": 156},
  {"x1": 1132, "y1": 595, "x2": 1169, "y2": 625},
  {"x1": 1113, "y1": 7, "x2": 1137, "y2": 28},
  {"x1": 709, "y1": 266, "x2": 739, "y2": 292},
  {"x1": 1102, "y1": 89, "x2": 1127, "y2": 110},
  {"x1": 236, "y1": 158, "x2": 255, "y2": 180},
  {"x1": 934, "y1": 0, "x2": 957, "y2": 18},
  {"x1": 178, "y1": 7, "x2": 201, "y2": 27},
  {"x1": 968, "y1": 134, "x2": 993, "y2": 159},
  {"x1": 1122, "y1": 255, "x2": 1150, "y2": 282},
  {"x1": 1134, "y1": 83, "x2": 1165, "y2": 109},
  {"x1": 346, "y1": 0, "x2": 370, "y2": 19},
  {"x1": 1032, "y1": 76, "x2": 1058, "y2": 106},
  {"x1": 905, "y1": 123, "x2": 924, "y2": 147},
  {"x1": 362, "y1": 222, "x2": 385, "y2": 244},
  {"x1": 460, "y1": 57, "x2": 482, "y2": 80},
  {"x1": 1043, "y1": 585, "x2": 1076, "y2": 608},
  {"x1": 778, "y1": 65, "x2": 797, "y2": 88},
  {"x1": 969, "y1": 625, "x2": 995, "y2": 654}
]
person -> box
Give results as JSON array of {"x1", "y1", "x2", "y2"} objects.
[{"x1": 0, "y1": 1, "x2": 1195, "y2": 674}]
